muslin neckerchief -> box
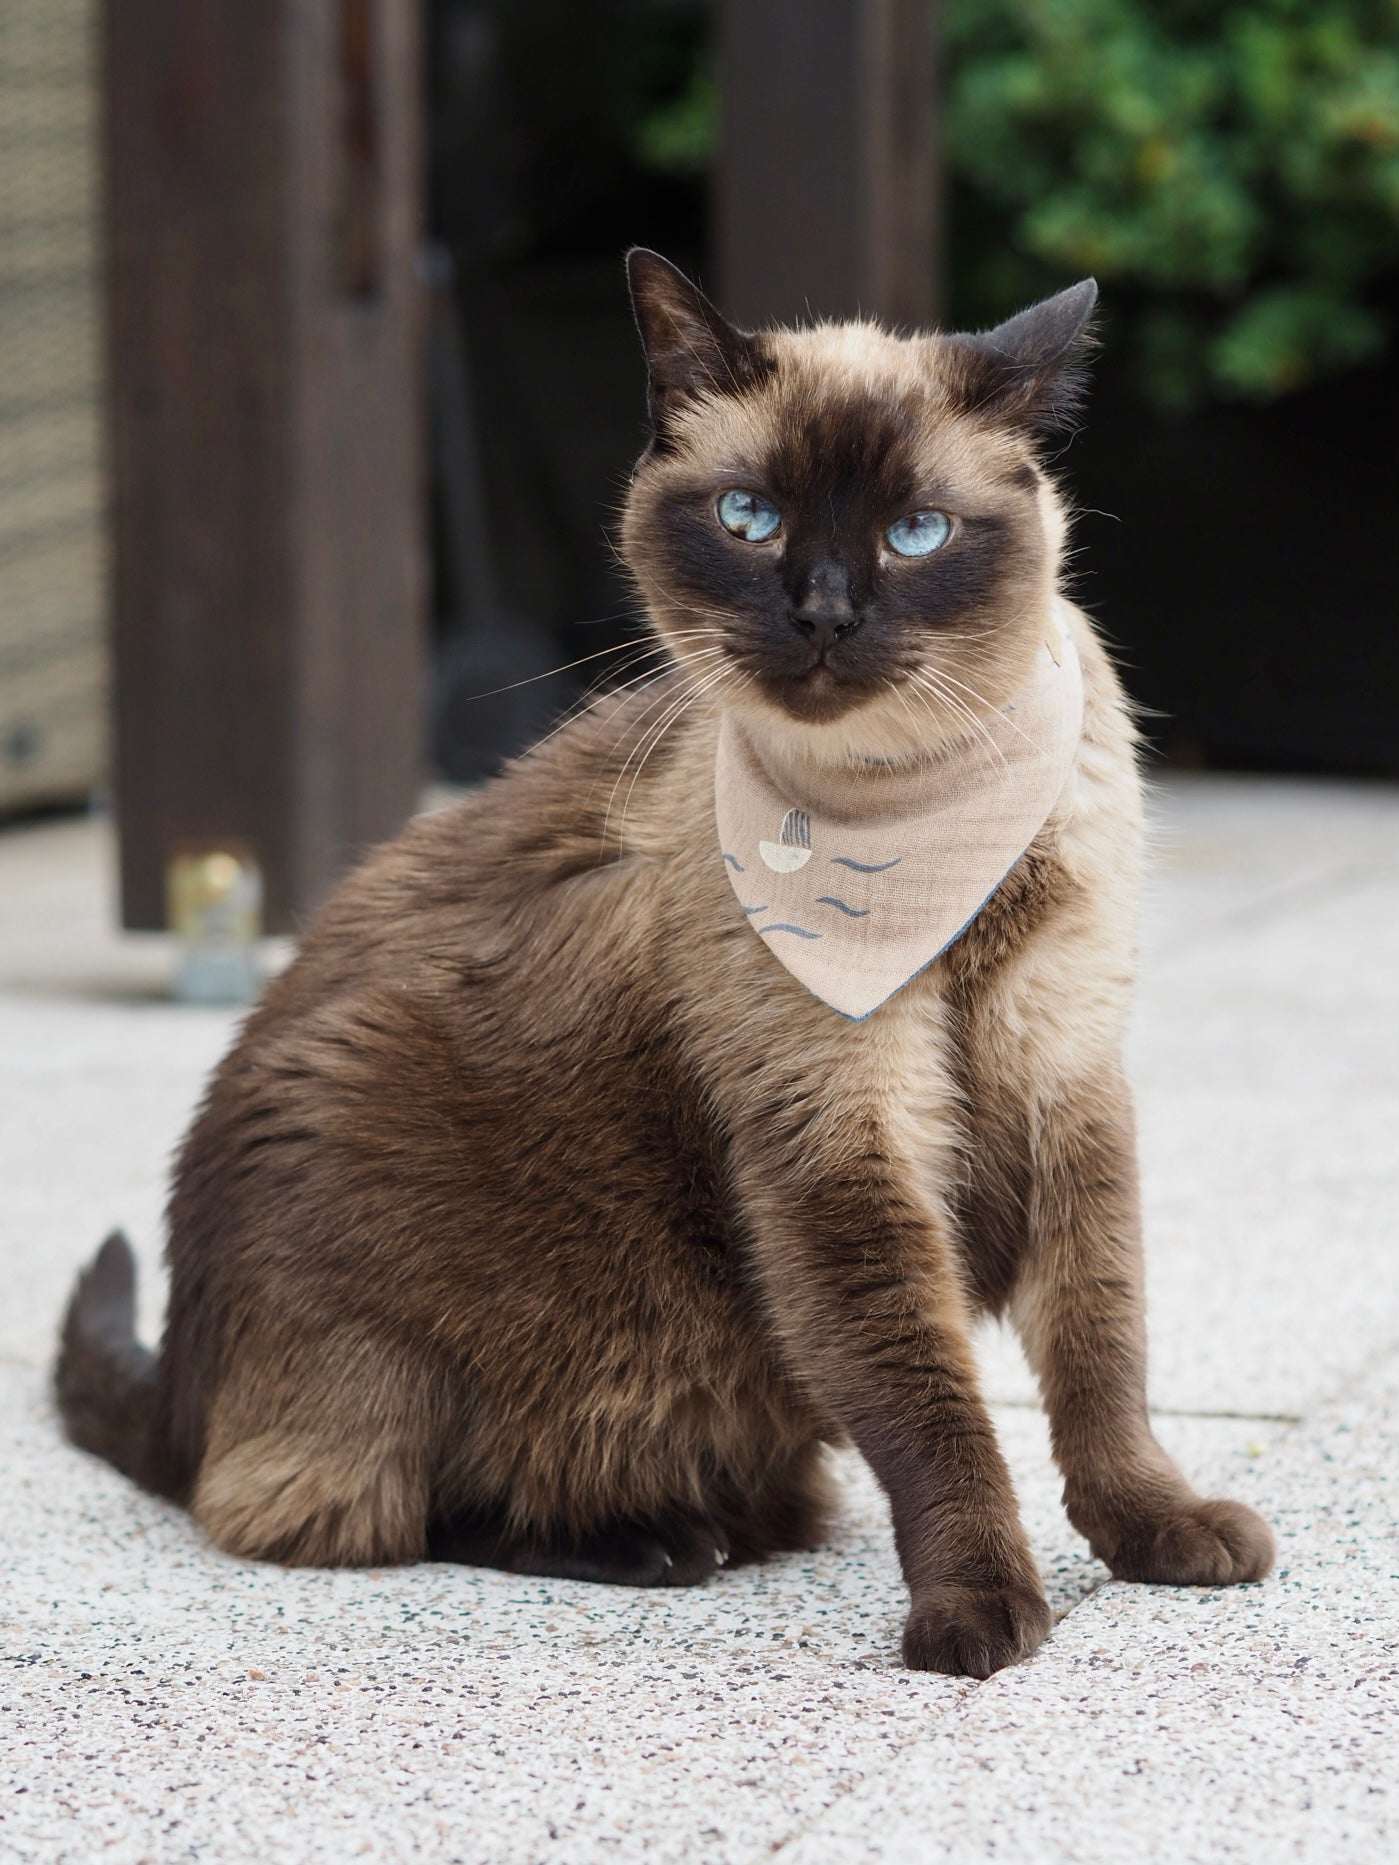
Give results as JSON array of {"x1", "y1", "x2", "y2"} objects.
[{"x1": 714, "y1": 599, "x2": 1084, "y2": 1020}]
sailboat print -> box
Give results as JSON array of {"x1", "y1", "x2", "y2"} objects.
[{"x1": 760, "y1": 808, "x2": 812, "y2": 873}]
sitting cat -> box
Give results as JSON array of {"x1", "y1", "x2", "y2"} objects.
[{"x1": 56, "y1": 251, "x2": 1272, "y2": 1676}]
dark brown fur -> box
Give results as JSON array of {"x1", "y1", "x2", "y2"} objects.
[{"x1": 55, "y1": 254, "x2": 1272, "y2": 1675}]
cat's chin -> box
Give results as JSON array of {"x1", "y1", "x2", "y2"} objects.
[
  {"x1": 753, "y1": 665, "x2": 878, "y2": 727},
  {"x1": 727, "y1": 675, "x2": 963, "y2": 771}
]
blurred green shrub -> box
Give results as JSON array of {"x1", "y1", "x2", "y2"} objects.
[
  {"x1": 633, "y1": 1, "x2": 1399, "y2": 411},
  {"x1": 948, "y1": 0, "x2": 1399, "y2": 408}
]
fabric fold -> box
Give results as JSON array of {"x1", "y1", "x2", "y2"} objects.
[{"x1": 713, "y1": 601, "x2": 1084, "y2": 1019}]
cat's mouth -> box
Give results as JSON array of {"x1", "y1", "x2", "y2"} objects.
[{"x1": 757, "y1": 657, "x2": 878, "y2": 724}]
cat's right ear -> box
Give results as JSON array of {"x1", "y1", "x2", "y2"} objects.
[{"x1": 625, "y1": 249, "x2": 771, "y2": 441}]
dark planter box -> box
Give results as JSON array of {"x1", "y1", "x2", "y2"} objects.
[{"x1": 1066, "y1": 358, "x2": 1399, "y2": 778}]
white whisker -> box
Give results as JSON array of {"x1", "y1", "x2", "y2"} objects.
[
  {"x1": 616, "y1": 661, "x2": 738, "y2": 835},
  {"x1": 601, "y1": 662, "x2": 726, "y2": 846},
  {"x1": 931, "y1": 663, "x2": 1046, "y2": 755},
  {"x1": 909, "y1": 669, "x2": 1008, "y2": 773}
]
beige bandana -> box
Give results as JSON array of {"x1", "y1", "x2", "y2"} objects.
[{"x1": 714, "y1": 601, "x2": 1084, "y2": 1020}]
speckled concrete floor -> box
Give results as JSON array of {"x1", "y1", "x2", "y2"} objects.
[{"x1": 1, "y1": 776, "x2": 1396, "y2": 1863}]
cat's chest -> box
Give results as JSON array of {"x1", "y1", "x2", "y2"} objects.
[
  {"x1": 693, "y1": 827, "x2": 1091, "y2": 1149},
  {"x1": 799, "y1": 968, "x2": 966, "y2": 1153},
  {"x1": 748, "y1": 894, "x2": 1091, "y2": 1159}
]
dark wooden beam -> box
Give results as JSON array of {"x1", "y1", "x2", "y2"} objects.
[
  {"x1": 105, "y1": 0, "x2": 424, "y2": 933},
  {"x1": 717, "y1": 0, "x2": 941, "y2": 330}
]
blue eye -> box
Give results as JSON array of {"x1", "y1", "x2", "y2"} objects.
[
  {"x1": 887, "y1": 510, "x2": 952, "y2": 557},
  {"x1": 717, "y1": 489, "x2": 781, "y2": 543}
]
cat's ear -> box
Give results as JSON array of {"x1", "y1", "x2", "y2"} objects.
[
  {"x1": 626, "y1": 249, "x2": 771, "y2": 439},
  {"x1": 943, "y1": 280, "x2": 1098, "y2": 437}
]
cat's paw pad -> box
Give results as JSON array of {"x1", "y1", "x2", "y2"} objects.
[
  {"x1": 902, "y1": 1581, "x2": 1051, "y2": 1678},
  {"x1": 1100, "y1": 1496, "x2": 1274, "y2": 1587}
]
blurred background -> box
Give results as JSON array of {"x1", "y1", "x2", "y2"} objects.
[{"x1": 2, "y1": 0, "x2": 1397, "y2": 949}]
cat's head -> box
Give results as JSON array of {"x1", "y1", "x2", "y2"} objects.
[{"x1": 619, "y1": 250, "x2": 1096, "y2": 764}]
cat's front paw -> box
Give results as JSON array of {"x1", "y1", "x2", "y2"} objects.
[
  {"x1": 1092, "y1": 1496, "x2": 1274, "y2": 1587},
  {"x1": 902, "y1": 1581, "x2": 1052, "y2": 1678}
]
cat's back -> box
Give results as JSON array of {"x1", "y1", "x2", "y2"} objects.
[
  {"x1": 166, "y1": 674, "x2": 720, "y2": 1305},
  {"x1": 164, "y1": 673, "x2": 721, "y2": 1256}
]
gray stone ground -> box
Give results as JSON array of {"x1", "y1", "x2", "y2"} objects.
[{"x1": 0, "y1": 774, "x2": 1395, "y2": 1863}]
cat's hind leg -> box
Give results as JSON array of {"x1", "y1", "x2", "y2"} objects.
[
  {"x1": 189, "y1": 1337, "x2": 438, "y2": 1567},
  {"x1": 711, "y1": 1434, "x2": 836, "y2": 1563},
  {"x1": 194, "y1": 1430, "x2": 429, "y2": 1566}
]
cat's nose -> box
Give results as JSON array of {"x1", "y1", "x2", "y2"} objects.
[{"x1": 790, "y1": 562, "x2": 858, "y2": 649}]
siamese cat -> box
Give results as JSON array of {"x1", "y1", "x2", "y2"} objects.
[{"x1": 56, "y1": 251, "x2": 1272, "y2": 1676}]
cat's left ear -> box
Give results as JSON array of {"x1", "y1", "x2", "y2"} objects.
[
  {"x1": 626, "y1": 248, "x2": 771, "y2": 440},
  {"x1": 943, "y1": 280, "x2": 1098, "y2": 437}
]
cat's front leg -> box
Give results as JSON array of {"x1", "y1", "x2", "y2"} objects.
[
  {"x1": 1012, "y1": 1066, "x2": 1274, "y2": 1585},
  {"x1": 733, "y1": 1145, "x2": 1050, "y2": 1676}
]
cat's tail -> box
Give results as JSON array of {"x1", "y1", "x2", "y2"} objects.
[{"x1": 54, "y1": 1231, "x2": 168, "y2": 1495}]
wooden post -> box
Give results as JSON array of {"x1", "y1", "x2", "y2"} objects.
[
  {"x1": 717, "y1": 0, "x2": 941, "y2": 331},
  {"x1": 105, "y1": 0, "x2": 424, "y2": 933}
]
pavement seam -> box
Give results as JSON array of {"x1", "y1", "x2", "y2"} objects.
[
  {"x1": 987, "y1": 1397, "x2": 1304, "y2": 1424},
  {"x1": 763, "y1": 1400, "x2": 1345, "y2": 1865}
]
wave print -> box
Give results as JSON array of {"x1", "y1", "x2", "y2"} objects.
[
  {"x1": 757, "y1": 922, "x2": 822, "y2": 940},
  {"x1": 830, "y1": 855, "x2": 901, "y2": 874},
  {"x1": 815, "y1": 895, "x2": 869, "y2": 918},
  {"x1": 723, "y1": 853, "x2": 745, "y2": 872},
  {"x1": 741, "y1": 903, "x2": 768, "y2": 915}
]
